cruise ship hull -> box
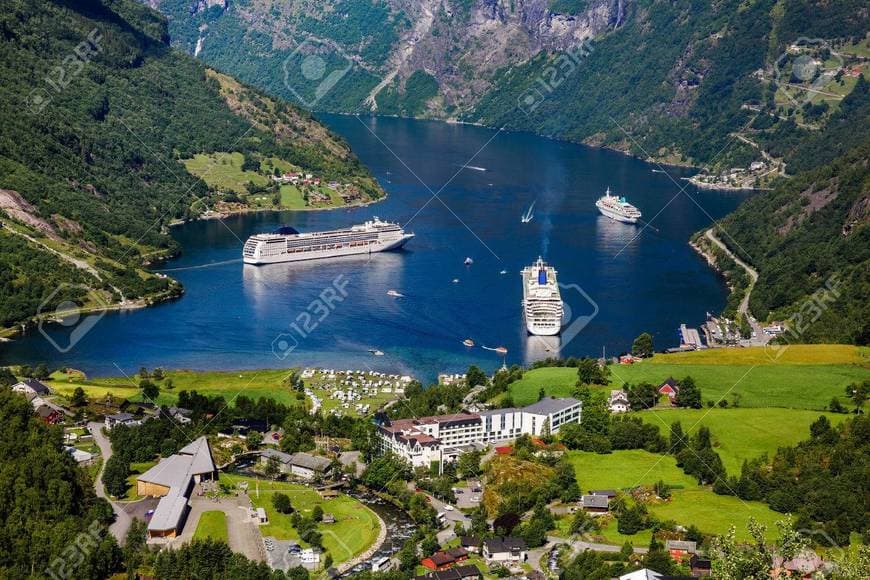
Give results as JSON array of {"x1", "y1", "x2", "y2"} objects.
[
  {"x1": 525, "y1": 318, "x2": 562, "y2": 336},
  {"x1": 596, "y1": 203, "x2": 639, "y2": 224},
  {"x1": 244, "y1": 233, "x2": 413, "y2": 265},
  {"x1": 522, "y1": 257, "x2": 564, "y2": 337}
]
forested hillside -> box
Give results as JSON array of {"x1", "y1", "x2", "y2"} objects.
[
  {"x1": 714, "y1": 138, "x2": 870, "y2": 345},
  {"x1": 0, "y1": 0, "x2": 382, "y2": 331}
]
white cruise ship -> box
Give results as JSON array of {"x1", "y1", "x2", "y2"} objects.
[
  {"x1": 243, "y1": 218, "x2": 414, "y2": 264},
  {"x1": 522, "y1": 257, "x2": 564, "y2": 336},
  {"x1": 595, "y1": 187, "x2": 642, "y2": 223}
]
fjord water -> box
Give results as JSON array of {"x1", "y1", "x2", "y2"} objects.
[{"x1": 3, "y1": 116, "x2": 748, "y2": 382}]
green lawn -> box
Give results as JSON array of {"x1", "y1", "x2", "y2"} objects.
[
  {"x1": 48, "y1": 368, "x2": 306, "y2": 408},
  {"x1": 182, "y1": 152, "x2": 267, "y2": 193},
  {"x1": 566, "y1": 449, "x2": 697, "y2": 491},
  {"x1": 194, "y1": 511, "x2": 228, "y2": 542},
  {"x1": 565, "y1": 450, "x2": 784, "y2": 541},
  {"x1": 222, "y1": 474, "x2": 380, "y2": 565},
  {"x1": 636, "y1": 407, "x2": 848, "y2": 475},
  {"x1": 508, "y1": 346, "x2": 869, "y2": 410}
]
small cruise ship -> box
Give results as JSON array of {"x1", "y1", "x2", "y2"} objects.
[
  {"x1": 242, "y1": 218, "x2": 414, "y2": 264},
  {"x1": 521, "y1": 257, "x2": 564, "y2": 336},
  {"x1": 595, "y1": 187, "x2": 642, "y2": 224}
]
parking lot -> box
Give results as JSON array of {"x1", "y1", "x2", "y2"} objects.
[{"x1": 453, "y1": 480, "x2": 483, "y2": 510}]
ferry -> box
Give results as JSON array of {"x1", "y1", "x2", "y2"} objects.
[
  {"x1": 242, "y1": 218, "x2": 414, "y2": 264},
  {"x1": 521, "y1": 257, "x2": 563, "y2": 336},
  {"x1": 595, "y1": 187, "x2": 642, "y2": 224}
]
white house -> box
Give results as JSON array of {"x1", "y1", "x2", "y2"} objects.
[
  {"x1": 482, "y1": 537, "x2": 527, "y2": 563},
  {"x1": 608, "y1": 389, "x2": 630, "y2": 413},
  {"x1": 105, "y1": 412, "x2": 139, "y2": 430},
  {"x1": 12, "y1": 379, "x2": 51, "y2": 400}
]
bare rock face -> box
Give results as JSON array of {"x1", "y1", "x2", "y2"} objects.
[{"x1": 381, "y1": 0, "x2": 626, "y2": 113}]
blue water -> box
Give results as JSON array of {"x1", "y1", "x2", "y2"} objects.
[{"x1": 1, "y1": 116, "x2": 748, "y2": 383}]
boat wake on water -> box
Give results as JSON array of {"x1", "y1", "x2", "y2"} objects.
[
  {"x1": 521, "y1": 200, "x2": 536, "y2": 223},
  {"x1": 158, "y1": 258, "x2": 243, "y2": 272},
  {"x1": 460, "y1": 164, "x2": 487, "y2": 172}
]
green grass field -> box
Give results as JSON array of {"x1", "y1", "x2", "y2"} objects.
[
  {"x1": 508, "y1": 346, "x2": 869, "y2": 409},
  {"x1": 636, "y1": 407, "x2": 848, "y2": 475},
  {"x1": 566, "y1": 449, "x2": 697, "y2": 490},
  {"x1": 565, "y1": 450, "x2": 784, "y2": 541},
  {"x1": 47, "y1": 368, "x2": 307, "y2": 408},
  {"x1": 182, "y1": 152, "x2": 267, "y2": 194},
  {"x1": 194, "y1": 511, "x2": 229, "y2": 542},
  {"x1": 222, "y1": 474, "x2": 380, "y2": 565}
]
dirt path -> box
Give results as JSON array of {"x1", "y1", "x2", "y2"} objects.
[{"x1": 5, "y1": 225, "x2": 127, "y2": 302}]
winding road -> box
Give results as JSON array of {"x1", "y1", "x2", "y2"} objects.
[
  {"x1": 88, "y1": 421, "x2": 134, "y2": 543},
  {"x1": 704, "y1": 228, "x2": 758, "y2": 319}
]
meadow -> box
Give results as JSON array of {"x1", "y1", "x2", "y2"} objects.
[
  {"x1": 182, "y1": 152, "x2": 267, "y2": 194},
  {"x1": 509, "y1": 345, "x2": 869, "y2": 409},
  {"x1": 221, "y1": 474, "x2": 381, "y2": 565},
  {"x1": 636, "y1": 407, "x2": 848, "y2": 475},
  {"x1": 565, "y1": 450, "x2": 784, "y2": 542},
  {"x1": 47, "y1": 368, "x2": 306, "y2": 408}
]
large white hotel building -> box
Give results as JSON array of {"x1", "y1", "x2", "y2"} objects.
[{"x1": 377, "y1": 398, "x2": 582, "y2": 467}]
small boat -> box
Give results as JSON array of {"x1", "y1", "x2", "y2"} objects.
[
  {"x1": 452, "y1": 278, "x2": 459, "y2": 283},
  {"x1": 368, "y1": 349, "x2": 385, "y2": 356},
  {"x1": 386, "y1": 289, "x2": 404, "y2": 297},
  {"x1": 464, "y1": 257, "x2": 474, "y2": 265},
  {"x1": 463, "y1": 339, "x2": 475, "y2": 347},
  {"x1": 499, "y1": 269, "x2": 507, "y2": 275},
  {"x1": 495, "y1": 346, "x2": 507, "y2": 355}
]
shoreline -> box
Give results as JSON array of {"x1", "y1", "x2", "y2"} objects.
[
  {"x1": 167, "y1": 192, "x2": 388, "y2": 228},
  {"x1": 336, "y1": 506, "x2": 388, "y2": 574}
]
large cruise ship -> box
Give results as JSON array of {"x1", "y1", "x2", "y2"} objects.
[
  {"x1": 243, "y1": 218, "x2": 414, "y2": 264},
  {"x1": 522, "y1": 257, "x2": 564, "y2": 336},
  {"x1": 595, "y1": 187, "x2": 642, "y2": 224}
]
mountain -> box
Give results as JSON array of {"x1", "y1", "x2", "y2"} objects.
[
  {"x1": 0, "y1": 0, "x2": 383, "y2": 332},
  {"x1": 147, "y1": 0, "x2": 867, "y2": 169}
]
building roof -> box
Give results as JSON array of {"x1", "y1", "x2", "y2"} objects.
[
  {"x1": 289, "y1": 452, "x2": 331, "y2": 472},
  {"x1": 147, "y1": 488, "x2": 189, "y2": 532},
  {"x1": 415, "y1": 564, "x2": 481, "y2": 580},
  {"x1": 666, "y1": 540, "x2": 697, "y2": 553},
  {"x1": 460, "y1": 536, "x2": 481, "y2": 547},
  {"x1": 14, "y1": 379, "x2": 50, "y2": 394},
  {"x1": 139, "y1": 436, "x2": 215, "y2": 489},
  {"x1": 582, "y1": 494, "x2": 610, "y2": 509},
  {"x1": 483, "y1": 537, "x2": 527, "y2": 554},
  {"x1": 521, "y1": 397, "x2": 581, "y2": 415},
  {"x1": 107, "y1": 412, "x2": 135, "y2": 421},
  {"x1": 261, "y1": 448, "x2": 294, "y2": 464},
  {"x1": 589, "y1": 489, "x2": 618, "y2": 498}
]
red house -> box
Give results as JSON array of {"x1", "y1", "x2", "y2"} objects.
[
  {"x1": 421, "y1": 548, "x2": 468, "y2": 571},
  {"x1": 658, "y1": 377, "x2": 680, "y2": 400}
]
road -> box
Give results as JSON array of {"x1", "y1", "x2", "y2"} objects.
[
  {"x1": 705, "y1": 229, "x2": 758, "y2": 317},
  {"x1": 88, "y1": 421, "x2": 134, "y2": 543},
  {"x1": 407, "y1": 485, "x2": 471, "y2": 544}
]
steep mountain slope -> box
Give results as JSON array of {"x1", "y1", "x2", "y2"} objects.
[
  {"x1": 149, "y1": 0, "x2": 867, "y2": 168},
  {"x1": 712, "y1": 137, "x2": 870, "y2": 345},
  {"x1": 0, "y1": 0, "x2": 382, "y2": 331}
]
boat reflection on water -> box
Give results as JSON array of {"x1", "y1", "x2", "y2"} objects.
[
  {"x1": 595, "y1": 214, "x2": 643, "y2": 258},
  {"x1": 242, "y1": 251, "x2": 407, "y2": 315},
  {"x1": 524, "y1": 334, "x2": 561, "y2": 363}
]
